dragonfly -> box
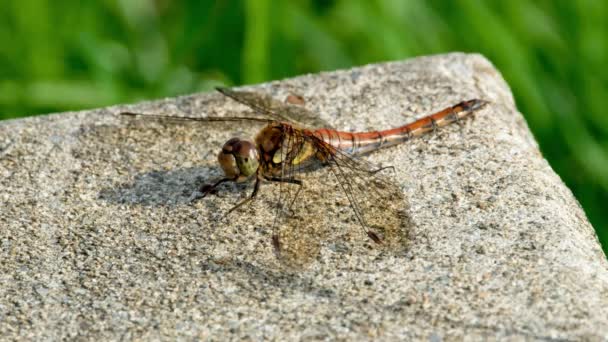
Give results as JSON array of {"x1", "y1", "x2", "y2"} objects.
[{"x1": 121, "y1": 88, "x2": 487, "y2": 266}]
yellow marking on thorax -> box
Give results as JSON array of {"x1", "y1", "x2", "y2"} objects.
[
  {"x1": 272, "y1": 140, "x2": 316, "y2": 165},
  {"x1": 292, "y1": 141, "x2": 316, "y2": 165}
]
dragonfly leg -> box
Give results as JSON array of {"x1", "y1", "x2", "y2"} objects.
[
  {"x1": 227, "y1": 178, "x2": 261, "y2": 214},
  {"x1": 367, "y1": 231, "x2": 382, "y2": 244},
  {"x1": 264, "y1": 176, "x2": 302, "y2": 185},
  {"x1": 264, "y1": 176, "x2": 303, "y2": 216},
  {"x1": 370, "y1": 165, "x2": 395, "y2": 175},
  {"x1": 189, "y1": 177, "x2": 234, "y2": 203},
  {"x1": 272, "y1": 234, "x2": 281, "y2": 257},
  {"x1": 263, "y1": 176, "x2": 303, "y2": 256}
]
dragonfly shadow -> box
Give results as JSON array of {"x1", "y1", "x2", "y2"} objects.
[{"x1": 99, "y1": 166, "x2": 227, "y2": 206}]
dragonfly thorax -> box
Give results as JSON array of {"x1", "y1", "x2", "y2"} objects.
[
  {"x1": 255, "y1": 123, "x2": 284, "y2": 155},
  {"x1": 218, "y1": 138, "x2": 260, "y2": 182},
  {"x1": 255, "y1": 123, "x2": 319, "y2": 170}
]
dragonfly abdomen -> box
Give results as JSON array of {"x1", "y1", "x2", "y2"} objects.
[{"x1": 314, "y1": 99, "x2": 486, "y2": 155}]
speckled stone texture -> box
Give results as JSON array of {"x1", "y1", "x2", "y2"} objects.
[{"x1": 1, "y1": 53, "x2": 607, "y2": 340}]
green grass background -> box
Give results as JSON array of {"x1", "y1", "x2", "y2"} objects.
[{"x1": 1, "y1": 1, "x2": 607, "y2": 253}]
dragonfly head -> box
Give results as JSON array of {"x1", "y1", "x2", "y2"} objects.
[{"x1": 218, "y1": 138, "x2": 260, "y2": 181}]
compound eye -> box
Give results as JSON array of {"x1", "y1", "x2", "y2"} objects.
[
  {"x1": 217, "y1": 149, "x2": 239, "y2": 179},
  {"x1": 221, "y1": 137, "x2": 241, "y2": 154},
  {"x1": 233, "y1": 140, "x2": 259, "y2": 178},
  {"x1": 218, "y1": 138, "x2": 242, "y2": 179}
]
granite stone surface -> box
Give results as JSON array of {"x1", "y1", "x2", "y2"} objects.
[{"x1": 1, "y1": 53, "x2": 607, "y2": 340}]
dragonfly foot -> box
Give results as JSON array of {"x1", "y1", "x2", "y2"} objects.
[
  {"x1": 200, "y1": 183, "x2": 216, "y2": 194},
  {"x1": 272, "y1": 235, "x2": 281, "y2": 256},
  {"x1": 370, "y1": 165, "x2": 395, "y2": 175},
  {"x1": 188, "y1": 183, "x2": 219, "y2": 204},
  {"x1": 188, "y1": 190, "x2": 206, "y2": 204},
  {"x1": 367, "y1": 231, "x2": 382, "y2": 244}
]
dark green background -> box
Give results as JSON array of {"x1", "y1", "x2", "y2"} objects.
[{"x1": 1, "y1": 1, "x2": 607, "y2": 253}]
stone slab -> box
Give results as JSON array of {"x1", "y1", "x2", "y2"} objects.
[{"x1": 1, "y1": 53, "x2": 607, "y2": 340}]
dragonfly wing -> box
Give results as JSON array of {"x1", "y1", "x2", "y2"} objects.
[
  {"x1": 279, "y1": 100, "x2": 334, "y2": 130},
  {"x1": 307, "y1": 134, "x2": 411, "y2": 252},
  {"x1": 217, "y1": 87, "x2": 333, "y2": 129},
  {"x1": 120, "y1": 111, "x2": 274, "y2": 124},
  {"x1": 269, "y1": 129, "x2": 410, "y2": 268},
  {"x1": 268, "y1": 130, "x2": 330, "y2": 268},
  {"x1": 272, "y1": 183, "x2": 329, "y2": 268},
  {"x1": 120, "y1": 87, "x2": 332, "y2": 129}
]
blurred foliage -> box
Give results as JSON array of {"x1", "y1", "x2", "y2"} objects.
[{"x1": 1, "y1": 0, "x2": 607, "y2": 253}]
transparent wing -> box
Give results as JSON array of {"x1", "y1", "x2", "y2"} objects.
[
  {"x1": 315, "y1": 136, "x2": 411, "y2": 253},
  {"x1": 120, "y1": 88, "x2": 331, "y2": 129},
  {"x1": 270, "y1": 129, "x2": 410, "y2": 268},
  {"x1": 217, "y1": 87, "x2": 333, "y2": 129},
  {"x1": 269, "y1": 129, "x2": 329, "y2": 268},
  {"x1": 120, "y1": 111, "x2": 274, "y2": 124}
]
